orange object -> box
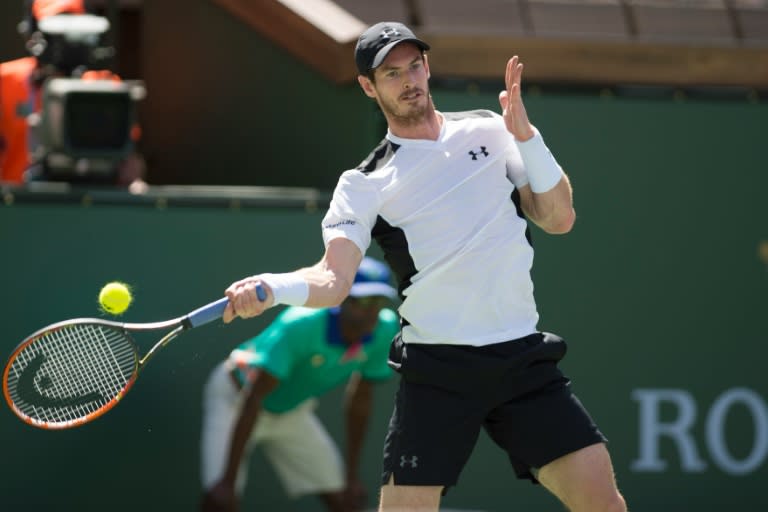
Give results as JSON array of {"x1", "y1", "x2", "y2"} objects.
[
  {"x1": 81, "y1": 69, "x2": 121, "y2": 82},
  {"x1": 32, "y1": 0, "x2": 85, "y2": 20},
  {"x1": 0, "y1": 57, "x2": 39, "y2": 184},
  {"x1": 1, "y1": 61, "x2": 142, "y2": 183}
]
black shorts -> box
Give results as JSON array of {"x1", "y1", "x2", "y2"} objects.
[{"x1": 381, "y1": 332, "x2": 606, "y2": 491}]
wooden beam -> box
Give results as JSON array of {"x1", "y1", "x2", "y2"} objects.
[
  {"x1": 210, "y1": 0, "x2": 768, "y2": 88},
  {"x1": 424, "y1": 34, "x2": 768, "y2": 88}
]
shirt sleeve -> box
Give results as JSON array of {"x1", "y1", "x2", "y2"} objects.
[
  {"x1": 322, "y1": 169, "x2": 380, "y2": 256},
  {"x1": 481, "y1": 110, "x2": 528, "y2": 189},
  {"x1": 505, "y1": 138, "x2": 529, "y2": 188}
]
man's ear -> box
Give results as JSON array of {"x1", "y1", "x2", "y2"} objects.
[
  {"x1": 357, "y1": 75, "x2": 377, "y2": 99},
  {"x1": 424, "y1": 53, "x2": 431, "y2": 80}
]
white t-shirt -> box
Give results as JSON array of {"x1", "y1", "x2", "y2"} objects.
[{"x1": 322, "y1": 110, "x2": 539, "y2": 346}]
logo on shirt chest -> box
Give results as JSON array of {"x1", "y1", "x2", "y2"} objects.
[{"x1": 468, "y1": 146, "x2": 489, "y2": 160}]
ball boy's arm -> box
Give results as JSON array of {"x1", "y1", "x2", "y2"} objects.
[
  {"x1": 343, "y1": 373, "x2": 374, "y2": 508},
  {"x1": 223, "y1": 369, "x2": 279, "y2": 483},
  {"x1": 202, "y1": 369, "x2": 279, "y2": 511}
]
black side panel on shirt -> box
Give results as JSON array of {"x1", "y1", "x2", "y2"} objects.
[
  {"x1": 371, "y1": 216, "x2": 416, "y2": 304},
  {"x1": 510, "y1": 187, "x2": 533, "y2": 247},
  {"x1": 357, "y1": 137, "x2": 413, "y2": 322}
]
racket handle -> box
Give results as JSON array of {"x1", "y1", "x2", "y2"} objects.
[{"x1": 185, "y1": 285, "x2": 267, "y2": 328}]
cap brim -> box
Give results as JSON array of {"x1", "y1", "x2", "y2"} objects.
[
  {"x1": 371, "y1": 38, "x2": 430, "y2": 71},
  {"x1": 349, "y1": 282, "x2": 398, "y2": 299}
]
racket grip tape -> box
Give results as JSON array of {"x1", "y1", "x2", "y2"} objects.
[{"x1": 185, "y1": 284, "x2": 267, "y2": 328}]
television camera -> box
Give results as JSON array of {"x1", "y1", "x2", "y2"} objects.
[{"x1": 24, "y1": 13, "x2": 145, "y2": 183}]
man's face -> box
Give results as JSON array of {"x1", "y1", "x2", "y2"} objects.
[{"x1": 361, "y1": 43, "x2": 431, "y2": 125}]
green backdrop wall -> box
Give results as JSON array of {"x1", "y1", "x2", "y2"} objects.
[{"x1": 1, "y1": 90, "x2": 767, "y2": 511}]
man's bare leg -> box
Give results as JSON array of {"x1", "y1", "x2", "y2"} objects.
[{"x1": 378, "y1": 474, "x2": 442, "y2": 512}]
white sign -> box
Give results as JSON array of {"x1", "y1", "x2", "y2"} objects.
[{"x1": 631, "y1": 388, "x2": 768, "y2": 475}]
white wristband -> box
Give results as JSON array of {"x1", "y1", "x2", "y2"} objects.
[
  {"x1": 516, "y1": 129, "x2": 563, "y2": 193},
  {"x1": 259, "y1": 272, "x2": 309, "y2": 307}
]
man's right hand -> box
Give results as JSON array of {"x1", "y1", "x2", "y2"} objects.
[
  {"x1": 223, "y1": 277, "x2": 273, "y2": 323},
  {"x1": 201, "y1": 480, "x2": 238, "y2": 512}
]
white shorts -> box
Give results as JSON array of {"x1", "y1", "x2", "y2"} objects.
[{"x1": 200, "y1": 362, "x2": 345, "y2": 498}]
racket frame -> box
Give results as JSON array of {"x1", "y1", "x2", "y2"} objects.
[{"x1": 3, "y1": 287, "x2": 264, "y2": 430}]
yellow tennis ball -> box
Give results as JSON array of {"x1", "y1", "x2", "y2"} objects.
[{"x1": 98, "y1": 282, "x2": 133, "y2": 315}]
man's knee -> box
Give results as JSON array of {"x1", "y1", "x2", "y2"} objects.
[
  {"x1": 538, "y1": 443, "x2": 627, "y2": 512},
  {"x1": 610, "y1": 491, "x2": 628, "y2": 512}
]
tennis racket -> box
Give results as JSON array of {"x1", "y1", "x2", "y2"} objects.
[{"x1": 3, "y1": 286, "x2": 266, "y2": 430}]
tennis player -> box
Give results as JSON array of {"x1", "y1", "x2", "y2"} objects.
[
  {"x1": 201, "y1": 257, "x2": 399, "y2": 512},
  {"x1": 222, "y1": 21, "x2": 627, "y2": 512}
]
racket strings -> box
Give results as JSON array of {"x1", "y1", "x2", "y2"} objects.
[{"x1": 6, "y1": 323, "x2": 137, "y2": 425}]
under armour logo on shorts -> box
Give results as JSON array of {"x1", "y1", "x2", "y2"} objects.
[{"x1": 400, "y1": 455, "x2": 418, "y2": 468}]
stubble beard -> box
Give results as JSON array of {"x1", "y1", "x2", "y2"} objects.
[{"x1": 378, "y1": 89, "x2": 434, "y2": 128}]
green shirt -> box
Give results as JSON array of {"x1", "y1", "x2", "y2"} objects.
[{"x1": 229, "y1": 306, "x2": 398, "y2": 413}]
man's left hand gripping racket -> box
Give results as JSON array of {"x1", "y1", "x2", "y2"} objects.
[{"x1": 2, "y1": 286, "x2": 265, "y2": 430}]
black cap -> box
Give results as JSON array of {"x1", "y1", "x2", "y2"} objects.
[{"x1": 355, "y1": 22, "x2": 430, "y2": 75}]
